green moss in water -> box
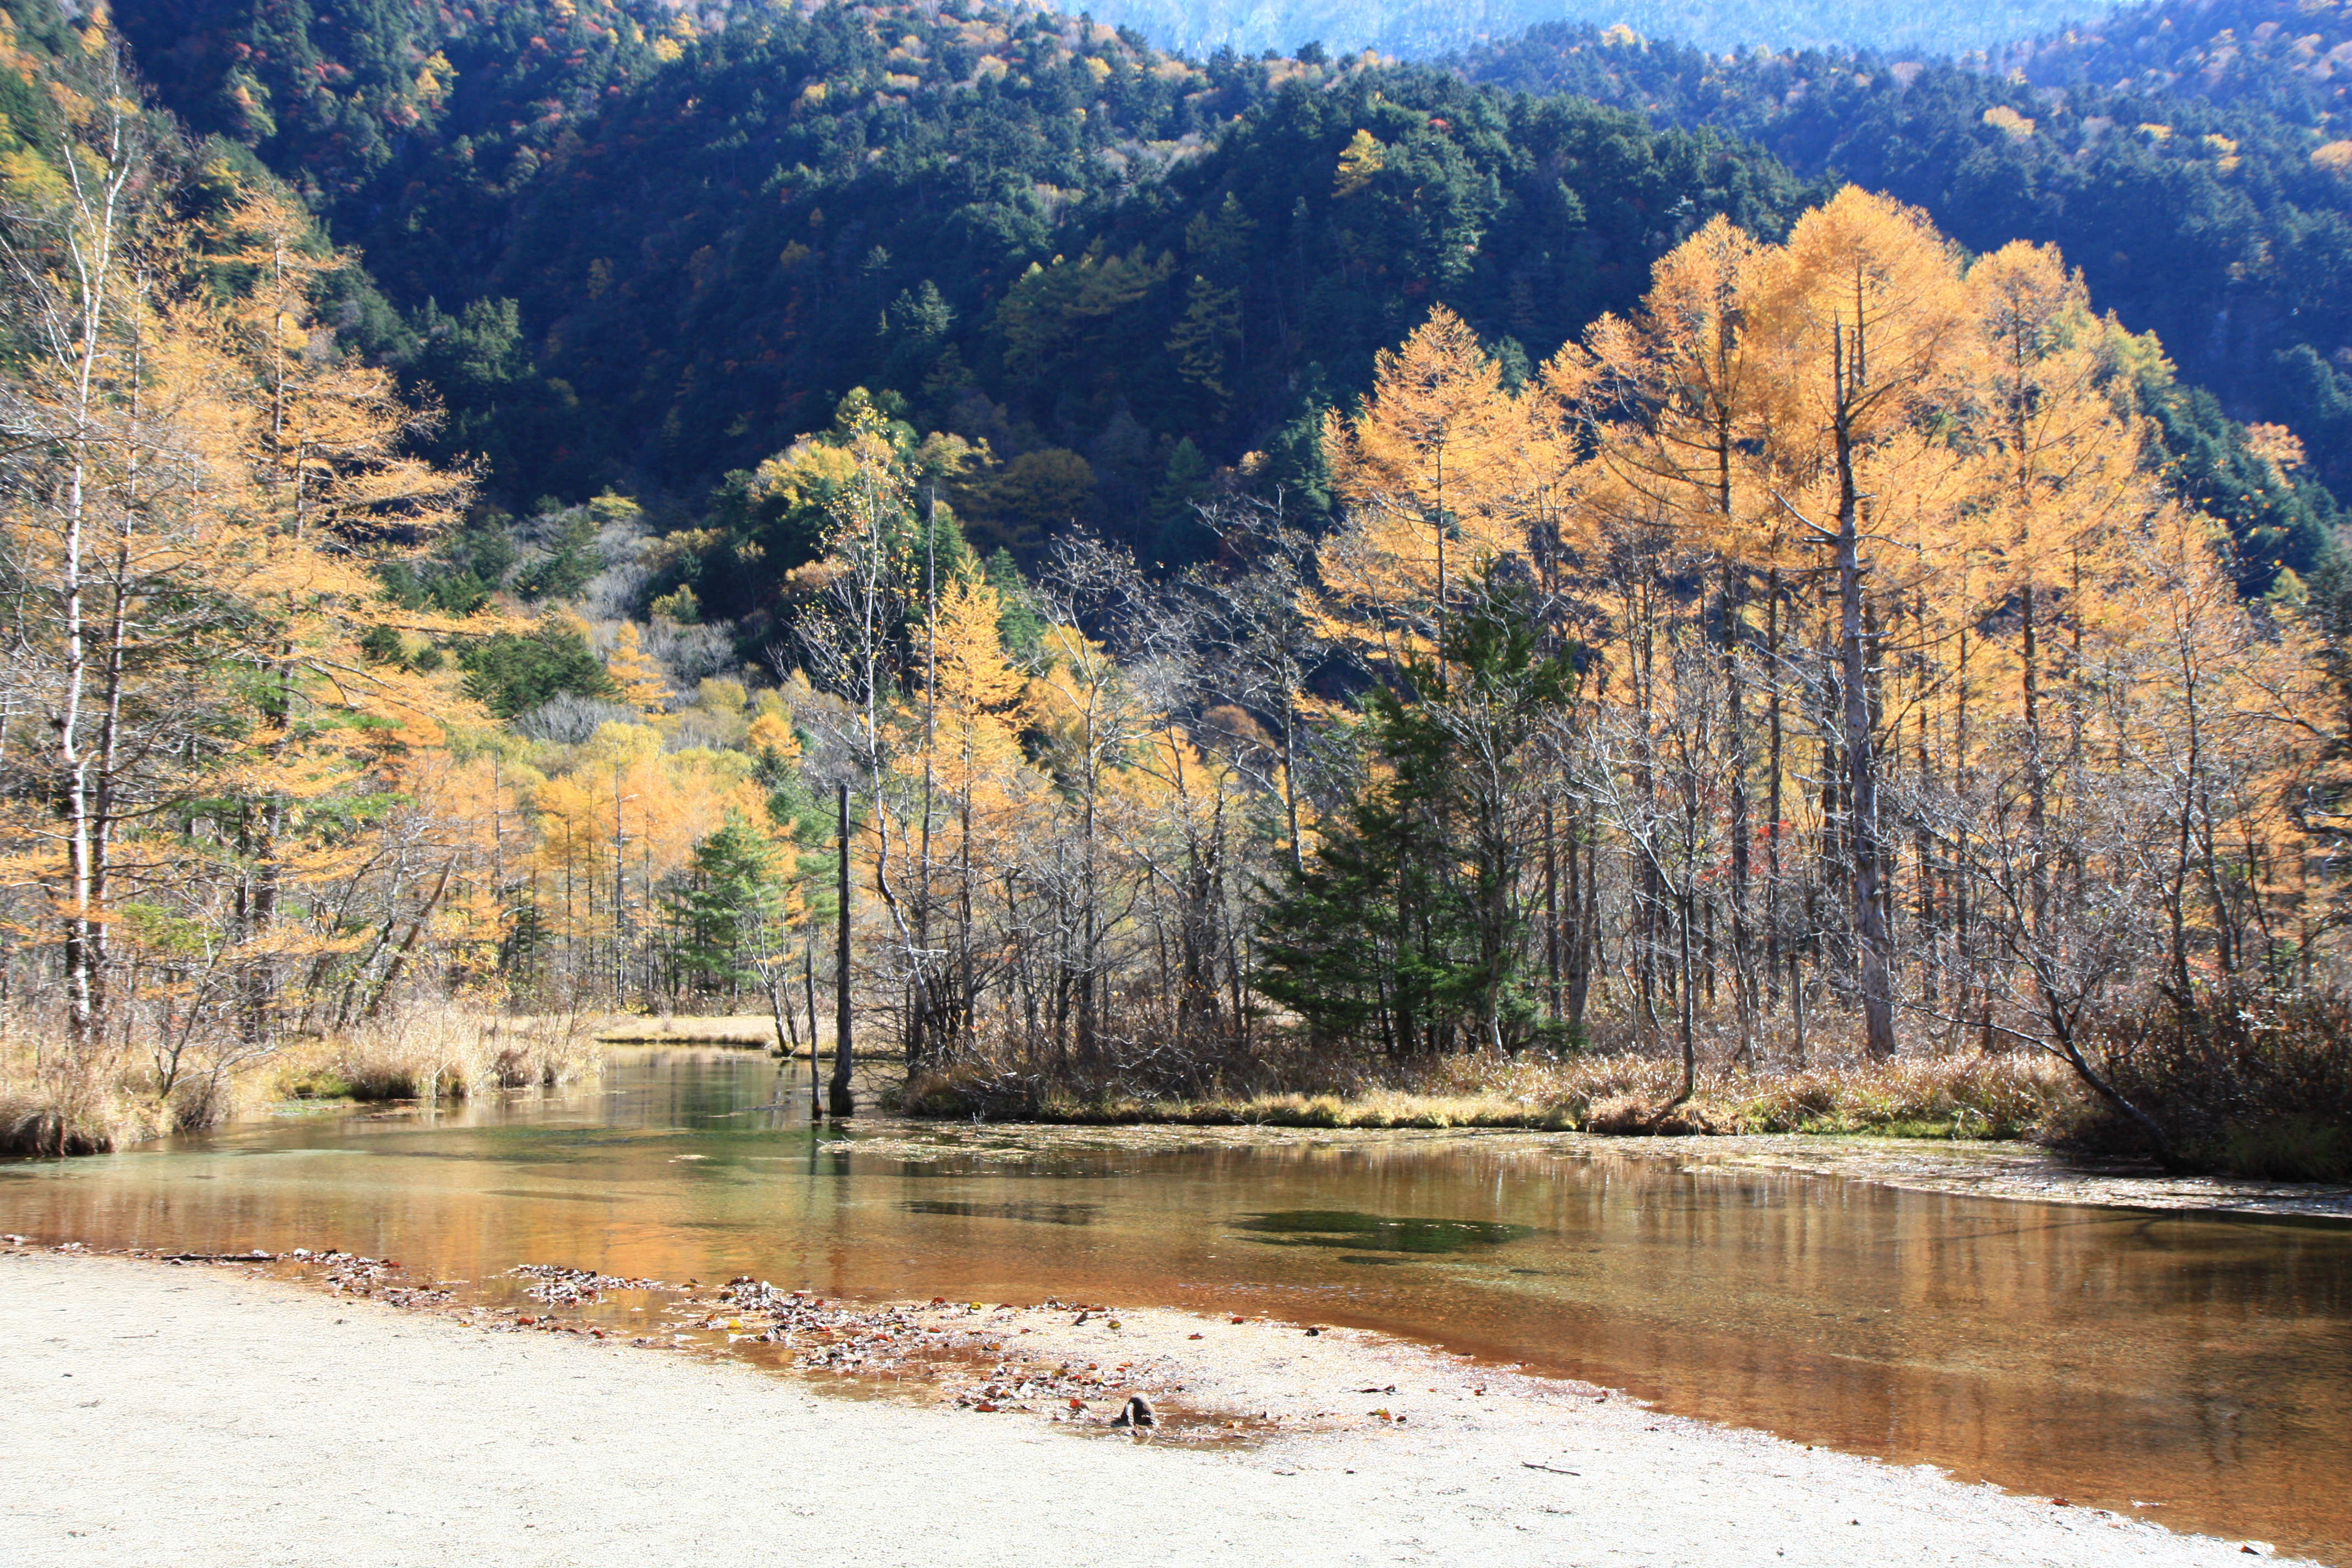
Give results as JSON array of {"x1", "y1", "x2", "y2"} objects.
[
  {"x1": 1232, "y1": 1210, "x2": 1538, "y2": 1255},
  {"x1": 901, "y1": 1199, "x2": 1103, "y2": 1226}
]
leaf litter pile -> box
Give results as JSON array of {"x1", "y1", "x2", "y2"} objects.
[
  {"x1": 630, "y1": 1277, "x2": 1256, "y2": 1439},
  {"x1": 13, "y1": 1238, "x2": 1288, "y2": 1442}
]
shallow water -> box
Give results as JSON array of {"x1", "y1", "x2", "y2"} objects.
[{"x1": 5, "y1": 1049, "x2": 2348, "y2": 1561}]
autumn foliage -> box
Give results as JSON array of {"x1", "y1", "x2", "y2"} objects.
[
  {"x1": 1262, "y1": 188, "x2": 2335, "y2": 1159},
  {"x1": 0, "y1": 49, "x2": 2337, "y2": 1177}
]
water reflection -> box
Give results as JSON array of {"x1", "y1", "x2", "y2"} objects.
[{"x1": 3, "y1": 1048, "x2": 2346, "y2": 1562}]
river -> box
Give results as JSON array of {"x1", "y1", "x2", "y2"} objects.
[{"x1": 4, "y1": 1047, "x2": 2346, "y2": 1560}]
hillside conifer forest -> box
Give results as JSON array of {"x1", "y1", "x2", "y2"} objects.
[{"x1": 1, "y1": 0, "x2": 2349, "y2": 1182}]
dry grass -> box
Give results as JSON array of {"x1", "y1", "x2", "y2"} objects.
[
  {"x1": 589, "y1": 1014, "x2": 784, "y2": 1048},
  {"x1": 274, "y1": 1006, "x2": 605, "y2": 1103},
  {"x1": 902, "y1": 1048, "x2": 2086, "y2": 1141},
  {"x1": 1, "y1": 1055, "x2": 171, "y2": 1156},
  {"x1": 2071, "y1": 990, "x2": 2352, "y2": 1179},
  {"x1": 1416, "y1": 1050, "x2": 2082, "y2": 1139},
  {"x1": 0, "y1": 1042, "x2": 217, "y2": 1157},
  {"x1": 3, "y1": 1006, "x2": 609, "y2": 1158}
]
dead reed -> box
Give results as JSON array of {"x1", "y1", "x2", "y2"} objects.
[
  {"x1": 287, "y1": 1006, "x2": 605, "y2": 1103},
  {"x1": 0, "y1": 1038, "x2": 231, "y2": 1157},
  {"x1": 899, "y1": 1046, "x2": 2084, "y2": 1140},
  {"x1": 589, "y1": 1014, "x2": 782, "y2": 1048},
  {"x1": 3, "y1": 1005, "x2": 608, "y2": 1157},
  {"x1": 0, "y1": 1049, "x2": 173, "y2": 1156}
]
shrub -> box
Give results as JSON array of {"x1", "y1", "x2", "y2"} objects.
[
  {"x1": 2079, "y1": 992, "x2": 2352, "y2": 1180},
  {"x1": 0, "y1": 1049, "x2": 173, "y2": 1156}
]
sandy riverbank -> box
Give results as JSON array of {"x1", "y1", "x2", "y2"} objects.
[{"x1": 0, "y1": 1248, "x2": 2311, "y2": 1567}]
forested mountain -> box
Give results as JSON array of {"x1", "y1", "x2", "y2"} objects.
[
  {"x1": 1072, "y1": 0, "x2": 2103, "y2": 61},
  {"x1": 1462, "y1": 0, "x2": 2352, "y2": 516},
  {"x1": 1990, "y1": 0, "x2": 2352, "y2": 100},
  {"x1": 96, "y1": 0, "x2": 2351, "y2": 614},
  {"x1": 107, "y1": 0, "x2": 1799, "y2": 589}
]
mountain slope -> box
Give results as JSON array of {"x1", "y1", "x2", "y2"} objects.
[
  {"x1": 100, "y1": 0, "x2": 2345, "y2": 605},
  {"x1": 1462, "y1": 1, "x2": 2352, "y2": 511},
  {"x1": 110, "y1": 0, "x2": 1803, "y2": 540}
]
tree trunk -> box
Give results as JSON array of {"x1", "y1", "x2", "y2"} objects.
[
  {"x1": 831, "y1": 782, "x2": 856, "y2": 1118},
  {"x1": 1834, "y1": 322, "x2": 1898, "y2": 1061},
  {"x1": 1723, "y1": 563, "x2": 1754, "y2": 1060}
]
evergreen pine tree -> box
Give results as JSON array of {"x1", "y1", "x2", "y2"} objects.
[
  {"x1": 668, "y1": 814, "x2": 789, "y2": 1005},
  {"x1": 1257, "y1": 578, "x2": 1572, "y2": 1054},
  {"x1": 1150, "y1": 439, "x2": 1216, "y2": 569}
]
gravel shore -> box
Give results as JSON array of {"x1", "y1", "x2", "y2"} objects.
[{"x1": 0, "y1": 1248, "x2": 2310, "y2": 1567}]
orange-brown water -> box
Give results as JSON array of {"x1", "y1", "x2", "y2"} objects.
[{"x1": 5, "y1": 1049, "x2": 2347, "y2": 1561}]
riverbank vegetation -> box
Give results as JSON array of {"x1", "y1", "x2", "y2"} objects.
[
  {"x1": 901, "y1": 1049, "x2": 2082, "y2": 1141},
  {"x1": 1, "y1": 4, "x2": 2348, "y2": 1180},
  {"x1": 885, "y1": 189, "x2": 2351, "y2": 1183},
  {"x1": 1, "y1": 1010, "x2": 598, "y2": 1152},
  {"x1": 268, "y1": 1009, "x2": 603, "y2": 1106}
]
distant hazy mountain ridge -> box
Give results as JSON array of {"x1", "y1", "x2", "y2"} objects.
[
  {"x1": 1989, "y1": 0, "x2": 2352, "y2": 96},
  {"x1": 1065, "y1": 0, "x2": 2111, "y2": 61}
]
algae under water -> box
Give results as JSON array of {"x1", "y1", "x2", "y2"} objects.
[{"x1": 3, "y1": 1048, "x2": 2347, "y2": 1561}]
